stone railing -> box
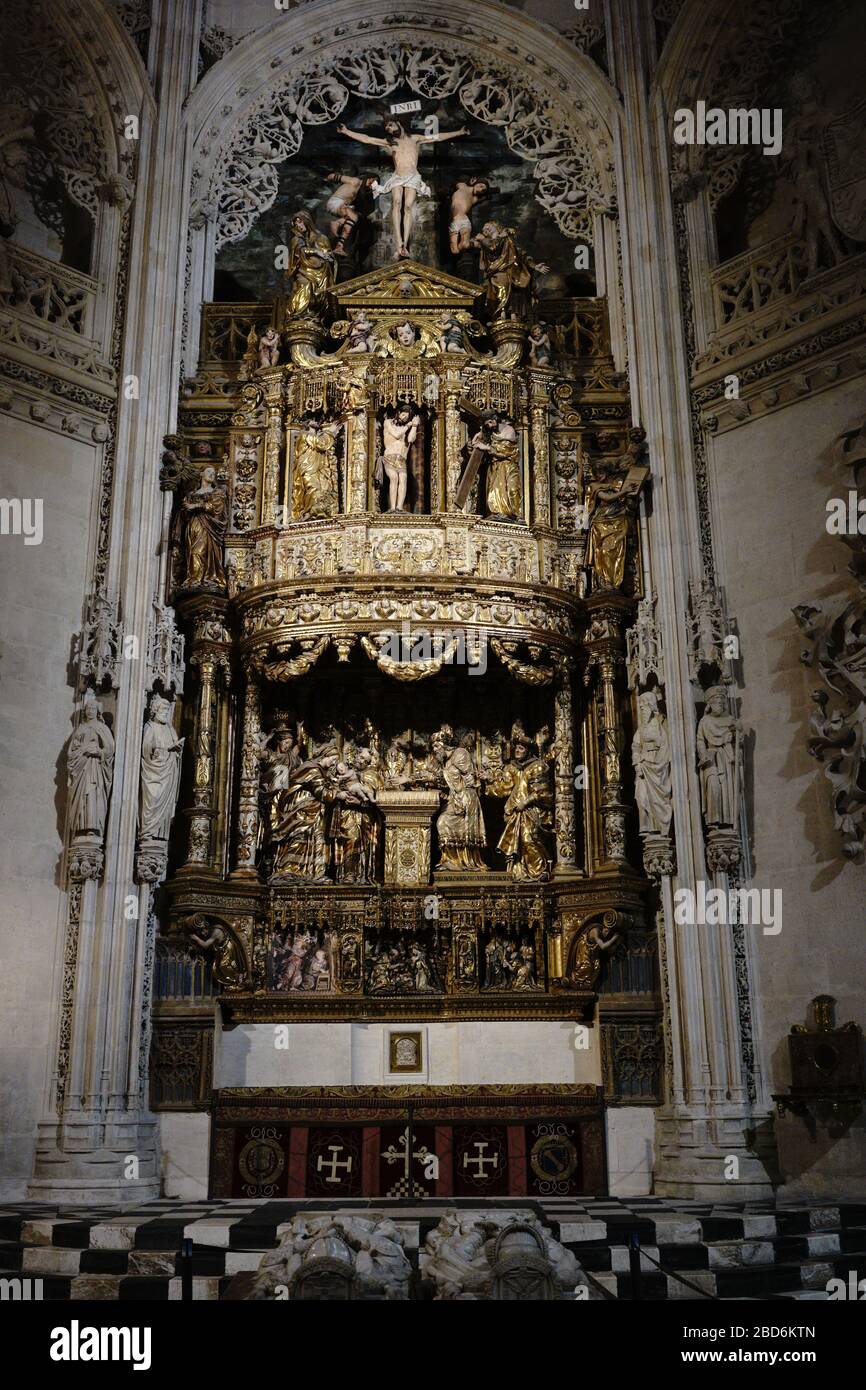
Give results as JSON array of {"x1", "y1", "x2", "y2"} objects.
[
  {"x1": 695, "y1": 238, "x2": 866, "y2": 377},
  {"x1": 0, "y1": 241, "x2": 96, "y2": 336},
  {"x1": 0, "y1": 241, "x2": 113, "y2": 387},
  {"x1": 710, "y1": 234, "x2": 807, "y2": 328}
]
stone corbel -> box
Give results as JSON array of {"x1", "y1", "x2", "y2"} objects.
[
  {"x1": 68, "y1": 844, "x2": 104, "y2": 883},
  {"x1": 98, "y1": 174, "x2": 135, "y2": 212}
]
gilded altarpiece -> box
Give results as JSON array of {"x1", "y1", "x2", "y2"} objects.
[{"x1": 153, "y1": 252, "x2": 662, "y2": 1178}]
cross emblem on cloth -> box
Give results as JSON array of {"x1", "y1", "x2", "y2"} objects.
[
  {"x1": 317, "y1": 1144, "x2": 353, "y2": 1183},
  {"x1": 382, "y1": 1126, "x2": 435, "y2": 1195},
  {"x1": 462, "y1": 1140, "x2": 499, "y2": 1179}
]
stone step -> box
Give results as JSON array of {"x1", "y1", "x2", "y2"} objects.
[{"x1": 3, "y1": 1198, "x2": 865, "y2": 1301}]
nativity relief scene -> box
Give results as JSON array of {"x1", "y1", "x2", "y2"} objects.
[{"x1": 155, "y1": 43, "x2": 657, "y2": 1025}]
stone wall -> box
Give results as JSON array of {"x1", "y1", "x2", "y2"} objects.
[
  {"x1": 0, "y1": 417, "x2": 100, "y2": 1197},
  {"x1": 709, "y1": 377, "x2": 866, "y2": 1194}
]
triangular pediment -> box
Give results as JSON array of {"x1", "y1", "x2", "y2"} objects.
[{"x1": 335, "y1": 259, "x2": 478, "y2": 308}]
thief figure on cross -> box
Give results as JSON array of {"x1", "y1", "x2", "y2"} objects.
[{"x1": 337, "y1": 116, "x2": 469, "y2": 260}]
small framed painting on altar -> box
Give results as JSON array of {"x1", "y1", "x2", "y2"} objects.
[{"x1": 388, "y1": 1030, "x2": 424, "y2": 1074}]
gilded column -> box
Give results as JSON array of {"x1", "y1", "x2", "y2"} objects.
[
  {"x1": 260, "y1": 375, "x2": 284, "y2": 525},
  {"x1": 584, "y1": 601, "x2": 630, "y2": 867},
  {"x1": 444, "y1": 375, "x2": 463, "y2": 512},
  {"x1": 343, "y1": 376, "x2": 369, "y2": 514},
  {"x1": 234, "y1": 673, "x2": 261, "y2": 875},
  {"x1": 181, "y1": 607, "x2": 231, "y2": 871},
  {"x1": 186, "y1": 653, "x2": 217, "y2": 866},
  {"x1": 553, "y1": 657, "x2": 578, "y2": 873},
  {"x1": 530, "y1": 376, "x2": 551, "y2": 527}
]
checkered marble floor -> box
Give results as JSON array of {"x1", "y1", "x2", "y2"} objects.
[{"x1": 2, "y1": 1196, "x2": 864, "y2": 1300}]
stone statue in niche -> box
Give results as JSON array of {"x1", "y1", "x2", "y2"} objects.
[
  {"x1": 448, "y1": 176, "x2": 493, "y2": 255},
  {"x1": 780, "y1": 74, "x2": 848, "y2": 275},
  {"x1": 291, "y1": 418, "x2": 341, "y2": 519},
  {"x1": 456, "y1": 411, "x2": 520, "y2": 518},
  {"x1": 138, "y1": 693, "x2": 184, "y2": 846},
  {"x1": 269, "y1": 746, "x2": 380, "y2": 882},
  {"x1": 170, "y1": 464, "x2": 228, "y2": 591},
  {"x1": 376, "y1": 404, "x2": 420, "y2": 512},
  {"x1": 485, "y1": 722, "x2": 555, "y2": 880},
  {"x1": 696, "y1": 685, "x2": 743, "y2": 831},
  {"x1": 631, "y1": 690, "x2": 672, "y2": 836},
  {"x1": 338, "y1": 117, "x2": 468, "y2": 260},
  {"x1": 284, "y1": 211, "x2": 336, "y2": 319},
  {"x1": 270, "y1": 746, "x2": 342, "y2": 881},
  {"x1": 258, "y1": 721, "x2": 302, "y2": 851},
  {"x1": 67, "y1": 689, "x2": 114, "y2": 843},
  {"x1": 0, "y1": 102, "x2": 35, "y2": 242},
  {"x1": 456, "y1": 933, "x2": 478, "y2": 985},
  {"x1": 484, "y1": 416, "x2": 521, "y2": 520}
]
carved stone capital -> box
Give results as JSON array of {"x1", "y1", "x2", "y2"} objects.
[
  {"x1": 705, "y1": 829, "x2": 742, "y2": 876},
  {"x1": 640, "y1": 832, "x2": 677, "y2": 881},
  {"x1": 135, "y1": 847, "x2": 168, "y2": 886},
  {"x1": 68, "y1": 844, "x2": 104, "y2": 882}
]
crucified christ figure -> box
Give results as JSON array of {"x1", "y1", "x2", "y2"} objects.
[{"x1": 337, "y1": 118, "x2": 469, "y2": 259}]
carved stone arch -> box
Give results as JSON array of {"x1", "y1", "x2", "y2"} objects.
[
  {"x1": 182, "y1": 0, "x2": 623, "y2": 365},
  {"x1": 0, "y1": 0, "x2": 152, "y2": 227},
  {"x1": 0, "y1": 0, "x2": 153, "y2": 358},
  {"x1": 655, "y1": 0, "x2": 832, "y2": 216}
]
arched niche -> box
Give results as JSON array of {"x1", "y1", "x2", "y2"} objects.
[
  {"x1": 182, "y1": 0, "x2": 624, "y2": 372},
  {"x1": 0, "y1": 0, "x2": 153, "y2": 358}
]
